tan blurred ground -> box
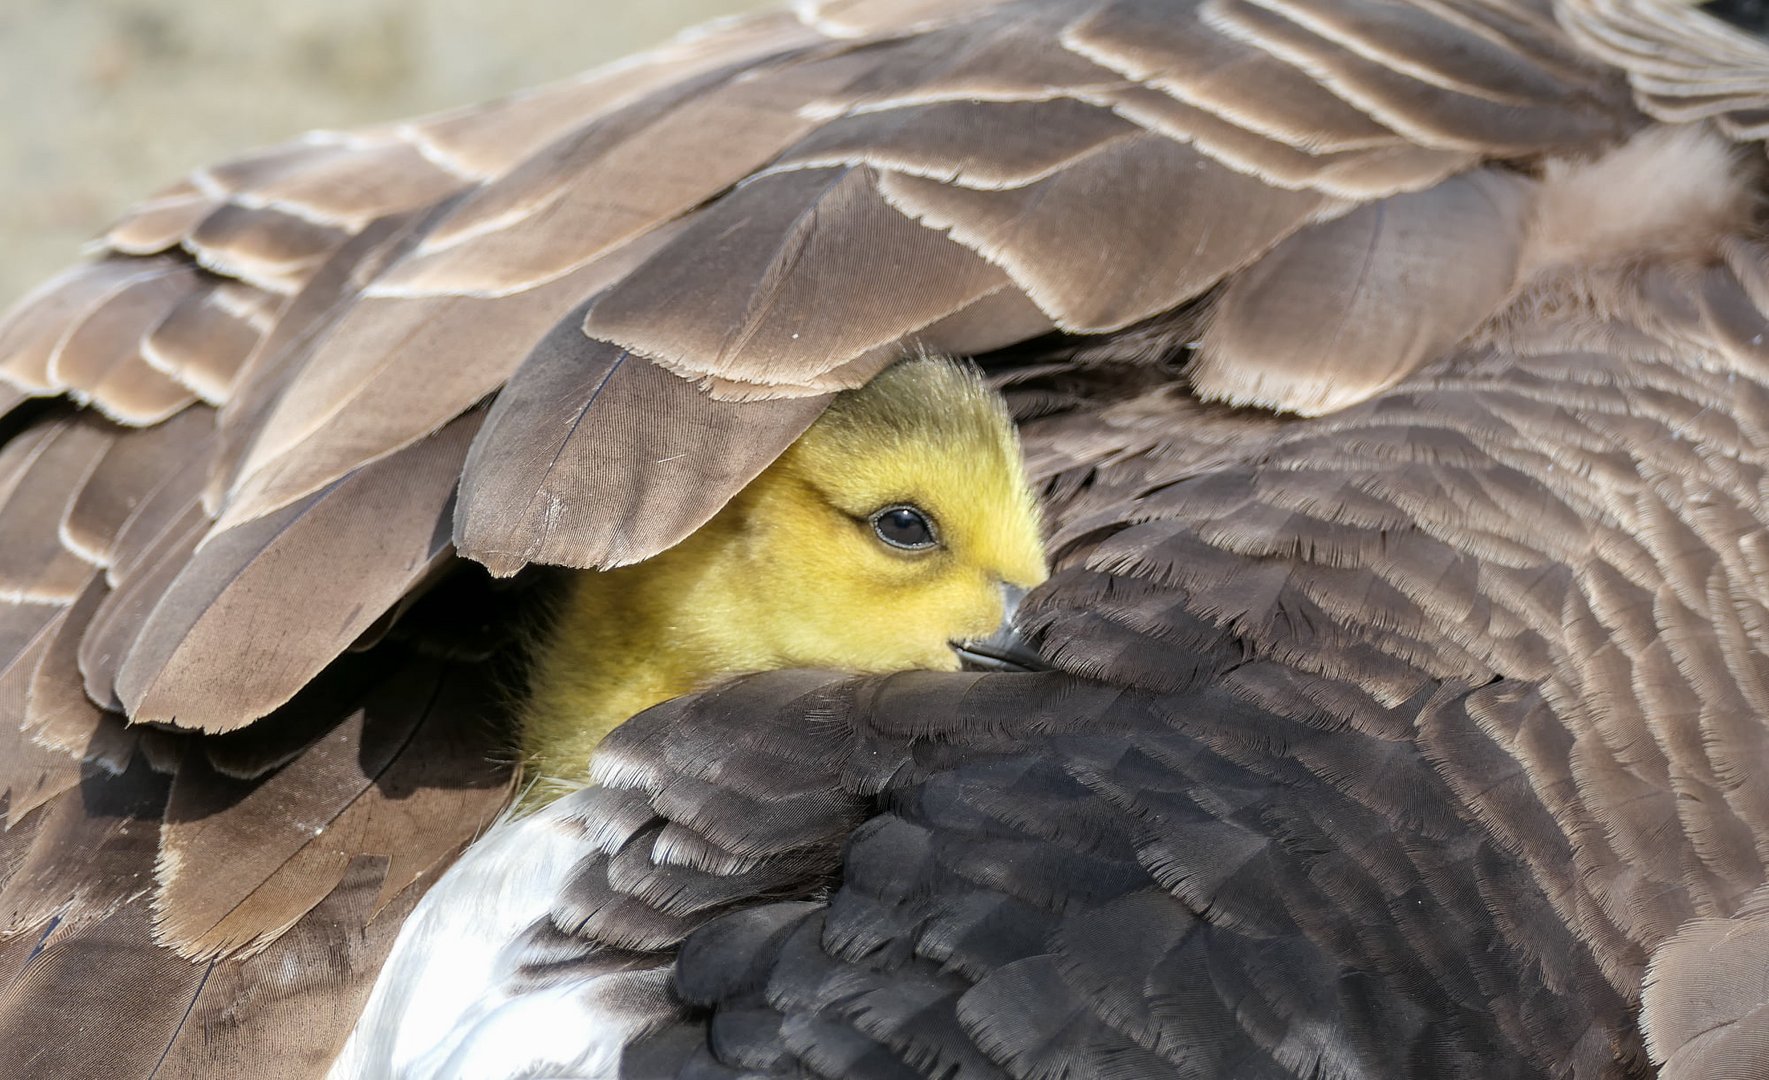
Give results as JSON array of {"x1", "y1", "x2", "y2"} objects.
[{"x1": 0, "y1": 0, "x2": 777, "y2": 307}]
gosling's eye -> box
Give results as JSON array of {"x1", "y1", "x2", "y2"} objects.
[{"x1": 870, "y1": 505, "x2": 938, "y2": 550}]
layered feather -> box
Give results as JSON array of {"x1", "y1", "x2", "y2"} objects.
[{"x1": 0, "y1": 0, "x2": 1766, "y2": 1077}]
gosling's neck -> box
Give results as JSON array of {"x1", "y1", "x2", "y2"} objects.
[{"x1": 520, "y1": 500, "x2": 764, "y2": 796}]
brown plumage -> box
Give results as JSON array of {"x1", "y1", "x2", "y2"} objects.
[{"x1": 2, "y1": 0, "x2": 1769, "y2": 1076}]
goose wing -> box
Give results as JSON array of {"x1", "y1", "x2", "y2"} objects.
[{"x1": 1, "y1": 0, "x2": 1767, "y2": 1077}]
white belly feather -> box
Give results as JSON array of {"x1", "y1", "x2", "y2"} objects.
[{"x1": 328, "y1": 795, "x2": 673, "y2": 1080}]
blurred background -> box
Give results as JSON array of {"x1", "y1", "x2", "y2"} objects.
[{"x1": 0, "y1": 0, "x2": 776, "y2": 307}]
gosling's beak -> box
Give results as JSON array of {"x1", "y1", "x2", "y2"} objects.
[{"x1": 954, "y1": 585, "x2": 1047, "y2": 672}]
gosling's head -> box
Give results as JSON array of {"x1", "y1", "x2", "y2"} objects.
[
  {"x1": 525, "y1": 355, "x2": 1049, "y2": 787},
  {"x1": 715, "y1": 355, "x2": 1049, "y2": 673}
]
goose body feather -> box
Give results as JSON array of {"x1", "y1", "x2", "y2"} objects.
[{"x1": 3, "y1": 1, "x2": 1769, "y2": 1078}]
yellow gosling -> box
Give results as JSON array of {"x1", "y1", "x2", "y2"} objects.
[{"x1": 521, "y1": 357, "x2": 1048, "y2": 796}]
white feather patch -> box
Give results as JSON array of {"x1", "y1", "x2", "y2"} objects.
[{"x1": 328, "y1": 792, "x2": 667, "y2": 1080}]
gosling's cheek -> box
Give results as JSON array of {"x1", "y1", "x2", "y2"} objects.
[
  {"x1": 955, "y1": 594, "x2": 1008, "y2": 642},
  {"x1": 904, "y1": 620, "x2": 964, "y2": 670},
  {"x1": 924, "y1": 647, "x2": 963, "y2": 672}
]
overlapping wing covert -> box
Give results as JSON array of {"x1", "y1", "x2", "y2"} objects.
[
  {"x1": 0, "y1": 0, "x2": 1766, "y2": 1076},
  {"x1": 0, "y1": 0, "x2": 1637, "y2": 746}
]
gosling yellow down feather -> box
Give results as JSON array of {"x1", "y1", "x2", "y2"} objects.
[{"x1": 522, "y1": 356, "x2": 1047, "y2": 790}]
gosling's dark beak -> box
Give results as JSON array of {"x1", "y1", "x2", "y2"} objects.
[{"x1": 955, "y1": 585, "x2": 1047, "y2": 672}]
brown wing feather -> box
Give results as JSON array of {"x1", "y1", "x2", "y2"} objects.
[
  {"x1": 1559, "y1": 0, "x2": 1769, "y2": 138},
  {"x1": 80, "y1": 502, "x2": 208, "y2": 711},
  {"x1": 0, "y1": 260, "x2": 174, "y2": 396},
  {"x1": 118, "y1": 413, "x2": 477, "y2": 732},
  {"x1": 585, "y1": 166, "x2": 1010, "y2": 394},
  {"x1": 144, "y1": 282, "x2": 278, "y2": 406},
  {"x1": 1, "y1": 1, "x2": 1766, "y2": 1076},
  {"x1": 767, "y1": 97, "x2": 1140, "y2": 188},
  {"x1": 1095, "y1": 82, "x2": 1476, "y2": 197},
  {"x1": 153, "y1": 648, "x2": 513, "y2": 958},
  {"x1": 1, "y1": 876, "x2": 209, "y2": 1080},
  {"x1": 458, "y1": 332, "x2": 830, "y2": 574},
  {"x1": 105, "y1": 188, "x2": 225, "y2": 257},
  {"x1": 146, "y1": 855, "x2": 441, "y2": 1080},
  {"x1": 879, "y1": 133, "x2": 1335, "y2": 332},
  {"x1": 210, "y1": 228, "x2": 669, "y2": 534},
  {"x1": 25, "y1": 577, "x2": 136, "y2": 774},
  {"x1": 798, "y1": 0, "x2": 1012, "y2": 37},
  {"x1": 0, "y1": 767, "x2": 462, "y2": 1080},
  {"x1": 1066, "y1": 0, "x2": 1412, "y2": 152},
  {"x1": 204, "y1": 210, "x2": 436, "y2": 514},
  {"x1": 1204, "y1": 0, "x2": 1628, "y2": 152},
  {"x1": 0, "y1": 418, "x2": 112, "y2": 605},
  {"x1": 62, "y1": 406, "x2": 216, "y2": 566},
  {"x1": 364, "y1": 54, "x2": 862, "y2": 300},
  {"x1": 0, "y1": 610, "x2": 83, "y2": 825},
  {"x1": 45, "y1": 264, "x2": 200, "y2": 424},
  {"x1": 0, "y1": 757, "x2": 168, "y2": 939},
  {"x1": 1190, "y1": 168, "x2": 1533, "y2": 414}
]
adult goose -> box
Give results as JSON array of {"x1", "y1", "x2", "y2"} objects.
[{"x1": 2, "y1": 0, "x2": 1768, "y2": 1077}]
